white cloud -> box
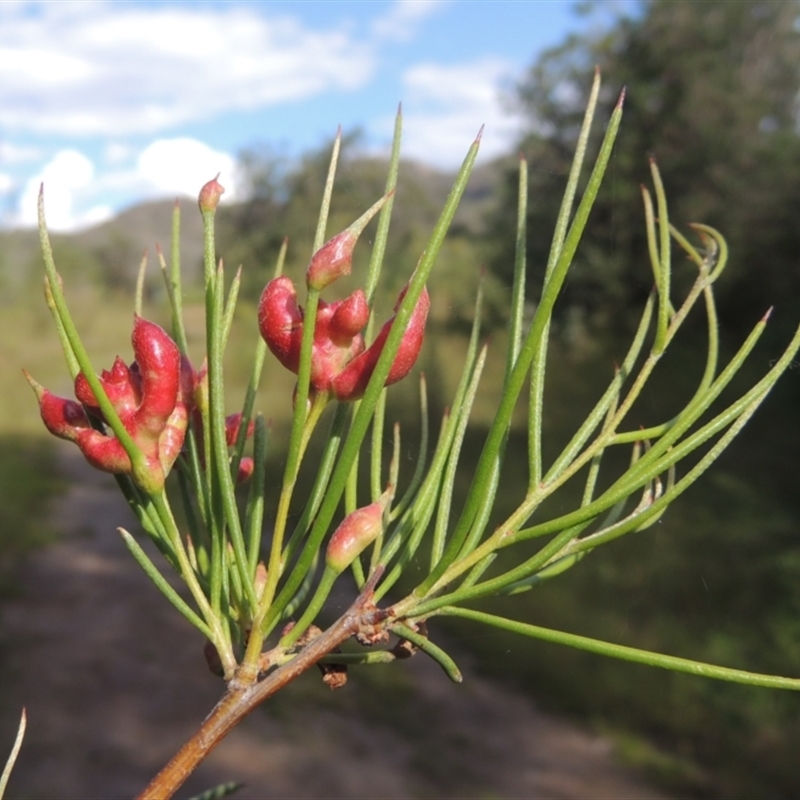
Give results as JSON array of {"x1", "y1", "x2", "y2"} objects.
[
  {"x1": 0, "y1": 173, "x2": 12, "y2": 194},
  {"x1": 78, "y1": 203, "x2": 114, "y2": 228},
  {"x1": 12, "y1": 137, "x2": 238, "y2": 232},
  {"x1": 0, "y1": 2, "x2": 374, "y2": 136},
  {"x1": 18, "y1": 149, "x2": 112, "y2": 231},
  {"x1": 394, "y1": 58, "x2": 523, "y2": 167},
  {"x1": 137, "y1": 138, "x2": 238, "y2": 200},
  {"x1": 372, "y1": 0, "x2": 446, "y2": 42},
  {"x1": 103, "y1": 143, "x2": 134, "y2": 165}
]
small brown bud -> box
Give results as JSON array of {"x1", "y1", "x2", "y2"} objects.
[{"x1": 203, "y1": 640, "x2": 224, "y2": 677}]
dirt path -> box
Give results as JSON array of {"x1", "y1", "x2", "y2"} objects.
[{"x1": 1, "y1": 449, "x2": 672, "y2": 799}]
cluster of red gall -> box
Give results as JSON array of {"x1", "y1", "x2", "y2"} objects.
[
  {"x1": 258, "y1": 182, "x2": 429, "y2": 404},
  {"x1": 258, "y1": 277, "x2": 428, "y2": 404},
  {"x1": 27, "y1": 177, "x2": 428, "y2": 493},
  {"x1": 25, "y1": 317, "x2": 253, "y2": 492}
]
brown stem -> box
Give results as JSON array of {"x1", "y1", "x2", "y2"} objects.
[{"x1": 137, "y1": 572, "x2": 387, "y2": 800}]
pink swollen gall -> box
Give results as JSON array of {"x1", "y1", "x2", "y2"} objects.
[
  {"x1": 198, "y1": 174, "x2": 224, "y2": 213},
  {"x1": 325, "y1": 492, "x2": 391, "y2": 574},
  {"x1": 305, "y1": 193, "x2": 390, "y2": 290}
]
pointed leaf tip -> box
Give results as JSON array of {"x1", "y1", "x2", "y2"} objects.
[
  {"x1": 616, "y1": 86, "x2": 627, "y2": 109},
  {"x1": 21, "y1": 369, "x2": 43, "y2": 397},
  {"x1": 762, "y1": 307, "x2": 774, "y2": 323},
  {"x1": 476, "y1": 124, "x2": 485, "y2": 142}
]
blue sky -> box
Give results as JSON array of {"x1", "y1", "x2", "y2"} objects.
[{"x1": 0, "y1": 1, "x2": 633, "y2": 231}]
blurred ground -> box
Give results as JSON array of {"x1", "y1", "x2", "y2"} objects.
[{"x1": 0, "y1": 449, "x2": 671, "y2": 800}]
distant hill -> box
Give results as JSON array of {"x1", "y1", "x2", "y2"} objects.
[
  {"x1": 75, "y1": 199, "x2": 207, "y2": 284},
  {"x1": 0, "y1": 198, "x2": 205, "y2": 297},
  {"x1": 0, "y1": 157, "x2": 503, "y2": 299}
]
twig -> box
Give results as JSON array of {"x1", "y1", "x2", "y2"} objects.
[{"x1": 136, "y1": 570, "x2": 387, "y2": 800}]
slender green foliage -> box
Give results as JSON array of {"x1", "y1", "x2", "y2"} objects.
[{"x1": 31, "y1": 72, "x2": 800, "y2": 797}]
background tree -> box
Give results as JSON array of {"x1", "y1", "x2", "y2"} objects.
[
  {"x1": 219, "y1": 131, "x2": 504, "y2": 330},
  {"x1": 477, "y1": 4, "x2": 800, "y2": 795},
  {"x1": 490, "y1": 0, "x2": 800, "y2": 340}
]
